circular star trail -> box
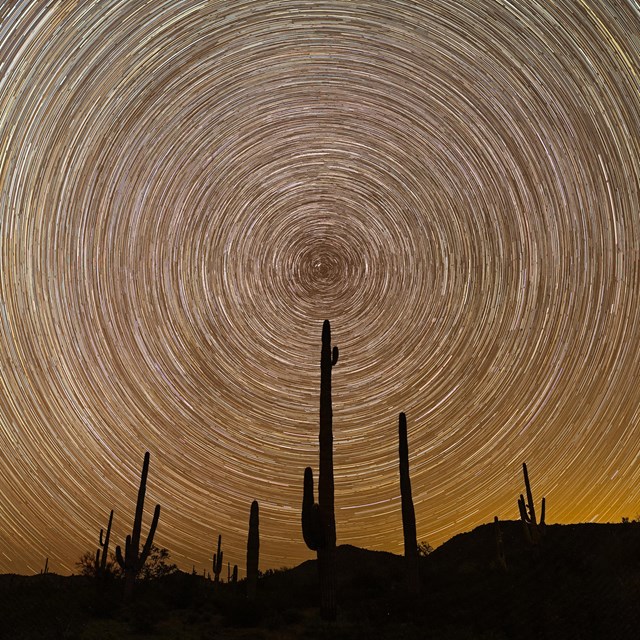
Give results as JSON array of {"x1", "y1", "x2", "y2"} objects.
[{"x1": 1, "y1": 0, "x2": 640, "y2": 575}]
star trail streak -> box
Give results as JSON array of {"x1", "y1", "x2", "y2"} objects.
[{"x1": 1, "y1": 0, "x2": 640, "y2": 575}]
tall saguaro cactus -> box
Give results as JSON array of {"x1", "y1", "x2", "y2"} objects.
[
  {"x1": 301, "y1": 319, "x2": 338, "y2": 621},
  {"x1": 246, "y1": 500, "x2": 259, "y2": 601},
  {"x1": 96, "y1": 510, "x2": 114, "y2": 578},
  {"x1": 399, "y1": 412, "x2": 419, "y2": 597},
  {"x1": 213, "y1": 534, "x2": 223, "y2": 584},
  {"x1": 115, "y1": 452, "x2": 161, "y2": 597},
  {"x1": 517, "y1": 462, "x2": 546, "y2": 545}
]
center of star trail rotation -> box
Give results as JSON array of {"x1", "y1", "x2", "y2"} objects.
[{"x1": 0, "y1": 0, "x2": 639, "y2": 575}]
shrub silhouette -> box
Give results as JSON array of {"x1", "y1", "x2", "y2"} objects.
[
  {"x1": 76, "y1": 551, "x2": 121, "y2": 579},
  {"x1": 137, "y1": 546, "x2": 176, "y2": 580}
]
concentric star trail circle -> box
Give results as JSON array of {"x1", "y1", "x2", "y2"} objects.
[{"x1": 1, "y1": 0, "x2": 639, "y2": 574}]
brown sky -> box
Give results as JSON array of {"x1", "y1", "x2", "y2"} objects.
[{"x1": 1, "y1": 0, "x2": 639, "y2": 575}]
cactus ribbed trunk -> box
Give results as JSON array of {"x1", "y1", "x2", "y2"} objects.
[
  {"x1": 494, "y1": 516, "x2": 508, "y2": 572},
  {"x1": 246, "y1": 500, "x2": 259, "y2": 601},
  {"x1": 399, "y1": 413, "x2": 419, "y2": 597},
  {"x1": 123, "y1": 561, "x2": 134, "y2": 598}
]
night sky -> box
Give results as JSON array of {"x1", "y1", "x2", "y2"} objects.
[{"x1": 1, "y1": 0, "x2": 639, "y2": 576}]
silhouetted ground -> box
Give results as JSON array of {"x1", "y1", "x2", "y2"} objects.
[{"x1": 1, "y1": 521, "x2": 639, "y2": 639}]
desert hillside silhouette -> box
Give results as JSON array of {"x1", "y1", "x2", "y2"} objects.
[
  {"x1": 1, "y1": 321, "x2": 639, "y2": 639},
  {"x1": 1, "y1": 522, "x2": 640, "y2": 639}
]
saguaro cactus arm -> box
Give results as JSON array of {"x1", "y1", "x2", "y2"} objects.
[
  {"x1": 115, "y1": 543, "x2": 125, "y2": 569},
  {"x1": 138, "y1": 503, "x2": 160, "y2": 569},
  {"x1": 302, "y1": 466, "x2": 323, "y2": 551}
]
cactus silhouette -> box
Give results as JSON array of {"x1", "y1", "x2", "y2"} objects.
[
  {"x1": 96, "y1": 510, "x2": 114, "y2": 578},
  {"x1": 115, "y1": 452, "x2": 161, "y2": 597},
  {"x1": 213, "y1": 534, "x2": 223, "y2": 584},
  {"x1": 246, "y1": 500, "x2": 259, "y2": 601},
  {"x1": 517, "y1": 463, "x2": 545, "y2": 545},
  {"x1": 301, "y1": 320, "x2": 338, "y2": 621},
  {"x1": 399, "y1": 412, "x2": 419, "y2": 597}
]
